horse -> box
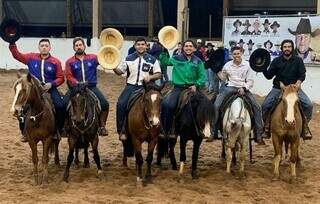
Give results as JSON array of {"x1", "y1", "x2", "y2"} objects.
[
  {"x1": 122, "y1": 82, "x2": 164, "y2": 185},
  {"x1": 271, "y1": 82, "x2": 302, "y2": 182},
  {"x1": 10, "y1": 73, "x2": 59, "y2": 185},
  {"x1": 63, "y1": 83, "x2": 102, "y2": 182},
  {"x1": 221, "y1": 97, "x2": 251, "y2": 177},
  {"x1": 158, "y1": 90, "x2": 216, "y2": 179}
]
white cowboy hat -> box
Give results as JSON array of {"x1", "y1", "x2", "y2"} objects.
[
  {"x1": 158, "y1": 26, "x2": 179, "y2": 50},
  {"x1": 97, "y1": 45, "x2": 121, "y2": 70},
  {"x1": 99, "y1": 28, "x2": 124, "y2": 49}
]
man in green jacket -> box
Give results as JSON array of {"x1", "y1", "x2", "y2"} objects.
[{"x1": 161, "y1": 40, "x2": 206, "y2": 138}]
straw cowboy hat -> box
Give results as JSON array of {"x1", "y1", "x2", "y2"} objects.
[
  {"x1": 0, "y1": 18, "x2": 21, "y2": 43},
  {"x1": 249, "y1": 48, "x2": 271, "y2": 72},
  {"x1": 97, "y1": 45, "x2": 121, "y2": 70},
  {"x1": 99, "y1": 28, "x2": 124, "y2": 49},
  {"x1": 158, "y1": 25, "x2": 179, "y2": 50},
  {"x1": 288, "y1": 18, "x2": 312, "y2": 35}
]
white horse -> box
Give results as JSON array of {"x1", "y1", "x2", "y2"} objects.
[{"x1": 222, "y1": 97, "x2": 251, "y2": 177}]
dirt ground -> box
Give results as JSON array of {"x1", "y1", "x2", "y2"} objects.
[{"x1": 0, "y1": 70, "x2": 319, "y2": 204}]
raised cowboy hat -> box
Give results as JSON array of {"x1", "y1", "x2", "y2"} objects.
[
  {"x1": 99, "y1": 28, "x2": 124, "y2": 49},
  {"x1": 288, "y1": 18, "x2": 311, "y2": 35},
  {"x1": 158, "y1": 26, "x2": 179, "y2": 50},
  {"x1": 270, "y1": 21, "x2": 280, "y2": 29},
  {"x1": 0, "y1": 18, "x2": 21, "y2": 43},
  {"x1": 249, "y1": 48, "x2": 271, "y2": 72},
  {"x1": 97, "y1": 45, "x2": 121, "y2": 70}
]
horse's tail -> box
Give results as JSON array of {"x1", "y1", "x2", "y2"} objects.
[{"x1": 123, "y1": 134, "x2": 134, "y2": 157}]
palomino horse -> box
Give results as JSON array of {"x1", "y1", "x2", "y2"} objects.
[
  {"x1": 63, "y1": 83, "x2": 102, "y2": 182},
  {"x1": 10, "y1": 73, "x2": 59, "y2": 185},
  {"x1": 271, "y1": 82, "x2": 302, "y2": 182},
  {"x1": 122, "y1": 82, "x2": 163, "y2": 185},
  {"x1": 222, "y1": 97, "x2": 251, "y2": 177},
  {"x1": 158, "y1": 90, "x2": 216, "y2": 179}
]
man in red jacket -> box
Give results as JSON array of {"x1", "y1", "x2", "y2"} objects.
[{"x1": 9, "y1": 39, "x2": 66, "y2": 142}]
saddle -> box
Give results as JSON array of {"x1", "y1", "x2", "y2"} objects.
[
  {"x1": 175, "y1": 89, "x2": 195, "y2": 117},
  {"x1": 126, "y1": 89, "x2": 144, "y2": 113},
  {"x1": 87, "y1": 89, "x2": 101, "y2": 114}
]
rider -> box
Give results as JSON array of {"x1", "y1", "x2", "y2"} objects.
[
  {"x1": 161, "y1": 39, "x2": 206, "y2": 138},
  {"x1": 113, "y1": 37, "x2": 161, "y2": 141},
  {"x1": 9, "y1": 39, "x2": 65, "y2": 142},
  {"x1": 262, "y1": 39, "x2": 313, "y2": 140},
  {"x1": 214, "y1": 45, "x2": 265, "y2": 145},
  {"x1": 65, "y1": 37, "x2": 109, "y2": 136}
]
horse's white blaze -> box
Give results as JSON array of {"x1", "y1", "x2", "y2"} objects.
[
  {"x1": 151, "y1": 93, "x2": 157, "y2": 102},
  {"x1": 10, "y1": 83, "x2": 22, "y2": 113},
  {"x1": 152, "y1": 116, "x2": 160, "y2": 126},
  {"x1": 203, "y1": 122, "x2": 211, "y2": 138},
  {"x1": 286, "y1": 92, "x2": 298, "y2": 123}
]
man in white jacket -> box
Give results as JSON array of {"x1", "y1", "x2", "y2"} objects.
[{"x1": 214, "y1": 46, "x2": 265, "y2": 144}]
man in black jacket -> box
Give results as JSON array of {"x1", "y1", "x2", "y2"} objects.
[{"x1": 261, "y1": 39, "x2": 313, "y2": 139}]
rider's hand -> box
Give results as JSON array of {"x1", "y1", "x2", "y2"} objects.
[
  {"x1": 238, "y1": 87, "x2": 245, "y2": 96},
  {"x1": 144, "y1": 75, "x2": 151, "y2": 83},
  {"x1": 43, "y1": 83, "x2": 52, "y2": 92},
  {"x1": 190, "y1": 85, "x2": 197, "y2": 92}
]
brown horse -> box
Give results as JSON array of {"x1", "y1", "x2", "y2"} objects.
[
  {"x1": 10, "y1": 73, "x2": 59, "y2": 185},
  {"x1": 122, "y1": 82, "x2": 163, "y2": 185},
  {"x1": 271, "y1": 82, "x2": 302, "y2": 182}
]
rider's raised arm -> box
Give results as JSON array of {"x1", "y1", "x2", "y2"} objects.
[
  {"x1": 113, "y1": 60, "x2": 127, "y2": 75},
  {"x1": 9, "y1": 43, "x2": 33, "y2": 65}
]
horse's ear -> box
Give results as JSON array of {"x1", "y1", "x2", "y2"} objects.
[
  {"x1": 27, "y1": 73, "x2": 32, "y2": 82},
  {"x1": 279, "y1": 82, "x2": 285, "y2": 90},
  {"x1": 16, "y1": 71, "x2": 23, "y2": 79}
]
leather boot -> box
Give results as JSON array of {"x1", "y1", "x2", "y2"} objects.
[
  {"x1": 302, "y1": 122, "x2": 312, "y2": 140},
  {"x1": 99, "y1": 110, "x2": 109, "y2": 136}
]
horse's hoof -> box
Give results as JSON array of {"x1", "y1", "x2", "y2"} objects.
[
  {"x1": 83, "y1": 163, "x2": 90, "y2": 168},
  {"x1": 191, "y1": 171, "x2": 199, "y2": 180},
  {"x1": 74, "y1": 164, "x2": 80, "y2": 169},
  {"x1": 172, "y1": 165, "x2": 178, "y2": 171},
  {"x1": 143, "y1": 175, "x2": 152, "y2": 184},
  {"x1": 63, "y1": 174, "x2": 69, "y2": 183},
  {"x1": 237, "y1": 171, "x2": 246, "y2": 180},
  {"x1": 136, "y1": 177, "x2": 144, "y2": 187},
  {"x1": 272, "y1": 175, "x2": 280, "y2": 181},
  {"x1": 97, "y1": 170, "x2": 103, "y2": 179},
  {"x1": 289, "y1": 176, "x2": 297, "y2": 184}
]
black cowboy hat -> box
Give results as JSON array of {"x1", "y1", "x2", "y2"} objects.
[
  {"x1": 243, "y1": 20, "x2": 251, "y2": 27},
  {"x1": 270, "y1": 21, "x2": 280, "y2": 29},
  {"x1": 0, "y1": 18, "x2": 21, "y2": 43},
  {"x1": 262, "y1": 19, "x2": 270, "y2": 25},
  {"x1": 249, "y1": 48, "x2": 271, "y2": 72},
  {"x1": 247, "y1": 39, "x2": 254, "y2": 45},
  {"x1": 264, "y1": 40, "x2": 273, "y2": 48},
  {"x1": 233, "y1": 19, "x2": 242, "y2": 27},
  {"x1": 288, "y1": 18, "x2": 311, "y2": 35},
  {"x1": 211, "y1": 48, "x2": 225, "y2": 73}
]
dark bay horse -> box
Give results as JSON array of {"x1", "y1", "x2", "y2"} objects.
[
  {"x1": 271, "y1": 82, "x2": 303, "y2": 182},
  {"x1": 122, "y1": 82, "x2": 164, "y2": 185},
  {"x1": 158, "y1": 90, "x2": 216, "y2": 179},
  {"x1": 10, "y1": 73, "x2": 59, "y2": 185},
  {"x1": 63, "y1": 83, "x2": 102, "y2": 182}
]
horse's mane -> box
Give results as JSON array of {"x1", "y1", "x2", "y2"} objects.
[{"x1": 191, "y1": 92, "x2": 216, "y2": 125}]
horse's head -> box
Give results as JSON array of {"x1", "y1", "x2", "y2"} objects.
[
  {"x1": 10, "y1": 72, "x2": 41, "y2": 117},
  {"x1": 69, "y1": 83, "x2": 88, "y2": 124},
  {"x1": 191, "y1": 92, "x2": 216, "y2": 138},
  {"x1": 280, "y1": 82, "x2": 299, "y2": 127},
  {"x1": 142, "y1": 82, "x2": 164, "y2": 127}
]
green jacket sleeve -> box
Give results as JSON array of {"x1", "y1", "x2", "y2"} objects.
[{"x1": 195, "y1": 62, "x2": 206, "y2": 87}]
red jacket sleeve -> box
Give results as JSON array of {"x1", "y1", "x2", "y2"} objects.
[
  {"x1": 65, "y1": 59, "x2": 78, "y2": 86},
  {"x1": 9, "y1": 43, "x2": 32, "y2": 64},
  {"x1": 52, "y1": 59, "x2": 64, "y2": 87}
]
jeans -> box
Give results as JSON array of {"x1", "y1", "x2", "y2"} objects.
[
  {"x1": 49, "y1": 87, "x2": 66, "y2": 132},
  {"x1": 116, "y1": 84, "x2": 143, "y2": 133}
]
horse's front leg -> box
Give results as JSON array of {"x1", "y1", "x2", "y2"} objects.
[
  {"x1": 54, "y1": 139, "x2": 60, "y2": 166},
  {"x1": 83, "y1": 146, "x2": 90, "y2": 168},
  {"x1": 29, "y1": 140, "x2": 39, "y2": 185},
  {"x1": 132, "y1": 138, "x2": 143, "y2": 185},
  {"x1": 169, "y1": 138, "x2": 177, "y2": 170},
  {"x1": 272, "y1": 133, "x2": 282, "y2": 181},
  {"x1": 225, "y1": 141, "x2": 232, "y2": 174},
  {"x1": 91, "y1": 136, "x2": 102, "y2": 178},
  {"x1": 63, "y1": 137, "x2": 76, "y2": 182},
  {"x1": 191, "y1": 139, "x2": 202, "y2": 179},
  {"x1": 289, "y1": 139, "x2": 300, "y2": 183},
  {"x1": 239, "y1": 131, "x2": 249, "y2": 178},
  {"x1": 144, "y1": 137, "x2": 157, "y2": 183},
  {"x1": 74, "y1": 147, "x2": 80, "y2": 169},
  {"x1": 179, "y1": 137, "x2": 187, "y2": 176},
  {"x1": 41, "y1": 138, "x2": 52, "y2": 184}
]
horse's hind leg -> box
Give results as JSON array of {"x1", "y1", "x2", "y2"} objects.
[
  {"x1": 156, "y1": 138, "x2": 164, "y2": 168},
  {"x1": 272, "y1": 134, "x2": 282, "y2": 181},
  {"x1": 179, "y1": 138, "x2": 187, "y2": 176},
  {"x1": 63, "y1": 137, "x2": 76, "y2": 182},
  {"x1": 54, "y1": 139, "x2": 60, "y2": 166},
  {"x1": 191, "y1": 139, "x2": 202, "y2": 179},
  {"x1": 134, "y1": 147, "x2": 143, "y2": 185},
  {"x1": 83, "y1": 146, "x2": 90, "y2": 168},
  {"x1": 169, "y1": 138, "x2": 177, "y2": 170},
  {"x1": 226, "y1": 143, "x2": 232, "y2": 174},
  {"x1": 29, "y1": 141, "x2": 39, "y2": 185},
  {"x1": 41, "y1": 138, "x2": 51, "y2": 184},
  {"x1": 74, "y1": 147, "x2": 80, "y2": 169},
  {"x1": 289, "y1": 140, "x2": 299, "y2": 183},
  {"x1": 91, "y1": 136, "x2": 102, "y2": 177}
]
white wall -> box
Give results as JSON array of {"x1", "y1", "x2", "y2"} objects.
[{"x1": 1, "y1": 38, "x2": 320, "y2": 103}]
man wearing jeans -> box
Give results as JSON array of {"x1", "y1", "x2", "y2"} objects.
[{"x1": 262, "y1": 39, "x2": 313, "y2": 140}]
